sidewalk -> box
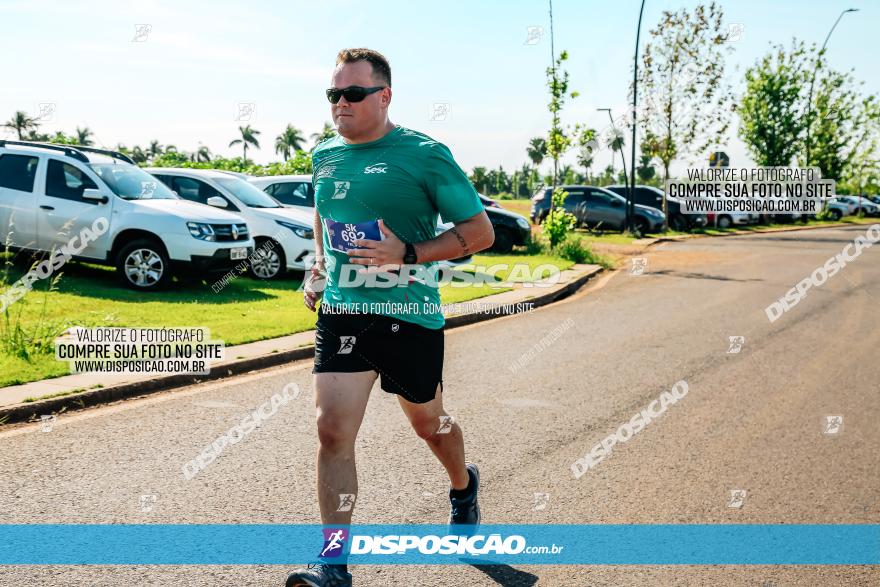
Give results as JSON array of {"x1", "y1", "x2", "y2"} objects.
[{"x1": 0, "y1": 263, "x2": 603, "y2": 424}]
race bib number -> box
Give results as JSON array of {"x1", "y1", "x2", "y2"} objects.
[{"x1": 324, "y1": 218, "x2": 383, "y2": 253}]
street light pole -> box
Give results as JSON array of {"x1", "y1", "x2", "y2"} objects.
[
  {"x1": 804, "y1": 8, "x2": 858, "y2": 167},
  {"x1": 599, "y1": 108, "x2": 630, "y2": 229},
  {"x1": 630, "y1": 0, "x2": 647, "y2": 233}
]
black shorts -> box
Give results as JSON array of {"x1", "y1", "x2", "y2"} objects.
[{"x1": 312, "y1": 306, "x2": 445, "y2": 404}]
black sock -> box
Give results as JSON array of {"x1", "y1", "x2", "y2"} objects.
[{"x1": 450, "y1": 468, "x2": 475, "y2": 499}]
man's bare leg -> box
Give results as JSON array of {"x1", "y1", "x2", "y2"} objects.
[
  {"x1": 397, "y1": 383, "x2": 469, "y2": 490},
  {"x1": 314, "y1": 370, "x2": 376, "y2": 524}
]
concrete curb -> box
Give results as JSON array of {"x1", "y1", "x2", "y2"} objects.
[
  {"x1": 0, "y1": 266, "x2": 604, "y2": 426},
  {"x1": 644, "y1": 220, "x2": 870, "y2": 247}
]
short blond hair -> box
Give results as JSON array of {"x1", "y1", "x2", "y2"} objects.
[{"x1": 336, "y1": 48, "x2": 391, "y2": 87}]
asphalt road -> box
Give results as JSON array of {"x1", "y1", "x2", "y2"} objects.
[{"x1": 1, "y1": 225, "x2": 878, "y2": 586}]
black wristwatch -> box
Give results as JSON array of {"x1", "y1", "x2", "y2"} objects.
[{"x1": 403, "y1": 242, "x2": 418, "y2": 264}]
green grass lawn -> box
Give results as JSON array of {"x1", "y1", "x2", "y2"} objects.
[
  {"x1": 0, "y1": 249, "x2": 576, "y2": 388},
  {"x1": 497, "y1": 199, "x2": 532, "y2": 219}
]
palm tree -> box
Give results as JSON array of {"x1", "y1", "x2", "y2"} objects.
[
  {"x1": 275, "y1": 124, "x2": 305, "y2": 161},
  {"x1": 147, "y1": 140, "x2": 164, "y2": 161},
  {"x1": 74, "y1": 126, "x2": 94, "y2": 146},
  {"x1": 527, "y1": 137, "x2": 547, "y2": 167},
  {"x1": 310, "y1": 122, "x2": 337, "y2": 151},
  {"x1": 130, "y1": 146, "x2": 147, "y2": 164},
  {"x1": 229, "y1": 125, "x2": 261, "y2": 162},
  {"x1": 3, "y1": 111, "x2": 39, "y2": 139},
  {"x1": 195, "y1": 145, "x2": 211, "y2": 162}
]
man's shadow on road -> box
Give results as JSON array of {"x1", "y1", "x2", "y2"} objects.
[{"x1": 461, "y1": 558, "x2": 538, "y2": 586}]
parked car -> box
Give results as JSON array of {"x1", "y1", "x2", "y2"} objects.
[
  {"x1": 248, "y1": 174, "x2": 313, "y2": 211},
  {"x1": 830, "y1": 196, "x2": 861, "y2": 215},
  {"x1": 477, "y1": 194, "x2": 530, "y2": 253},
  {"x1": 824, "y1": 199, "x2": 851, "y2": 221},
  {"x1": 479, "y1": 194, "x2": 502, "y2": 209},
  {"x1": 604, "y1": 184, "x2": 708, "y2": 231},
  {"x1": 530, "y1": 185, "x2": 665, "y2": 233},
  {"x1": 714, "y1": 210, "x2": 754, "y2": 229},
  {"x1": 836, "y1": 195, "x2": 880, "y2": 216},
  {"x1": 0, "y1": 141, "x2": 253, "y2": 290},
  {"x1": 146, "y1": 168, "x2": 314, "y2": 280},
  {"x1": 248, "y1": 175, "x2": 479, "y2": 262}
]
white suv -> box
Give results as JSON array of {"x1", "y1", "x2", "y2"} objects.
[
  {"x1": 147, "y1": 169, "x2": 315, "y2": 280},
  {"x1": 0, "y1": 141, "x2": 253, "y2": 290}
]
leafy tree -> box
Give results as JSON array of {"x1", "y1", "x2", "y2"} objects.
[
  {"x1": 275, "y1": 124, "x2": 305, "y2": 161},
  {"x1": 636, "y1": 0, "x2": 734, "y2": 227},
  {"x1": 637, "y1": 131, "x2": 659, "y2": 182},
  {"x1": 470, "y1": 166, "x2": 489, "y2": 193},
  {"x1": 808, "y1": 69, "x2": 877, "y2": 182},
  {"x1": 2, "y1": 111, "x2": 38, "y2": 139},
  {"x1": 543, "y1": 48, "x2": 580, "y2": 248},
  {"x1": 229, "y1": 125, "x2": 261, "y2": 162},
  {"x1": 738, "y1": 41, "x2": 810, "y2": 166}
]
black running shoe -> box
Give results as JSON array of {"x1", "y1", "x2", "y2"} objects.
[
  {"x1": 285, "y1": 563, "x2": 352, "y2": 587},
  {"x1": 449, "y1": 463, "x2": 480, "y2": 526}
]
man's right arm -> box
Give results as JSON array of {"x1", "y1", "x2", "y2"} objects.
[
  {"x1": 313, "y1": 206, "x2": 324, "y2": 271},
  {"x1": 304, "y1": 207, "x2": 325, "y2": 312}
]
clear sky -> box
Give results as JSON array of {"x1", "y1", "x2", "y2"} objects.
[{"x1": 1, "y1": 0, "x2": 876, "y2": 177}]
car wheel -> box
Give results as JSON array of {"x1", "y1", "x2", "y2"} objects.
[
  {"x1": 248, "y1": 239, "x2": 286, "y2": 280},
  {"x1": 829, "y1": 209, "x2": 842, "y2": 221},
  {"x1": 670, "y1": 215, "x2": 687, "y2": 231},
  {"x1": 116, "y1": 239, "x2": 172, "y2": 291},
  {"x1": 717, "y1": 215, "x2": 732, "y2": 229},
  {"x1": 491, "y1": 228, "x2": 515, "y2": 253},
  {"x1": 634, "y1": 217, "x2": 649, "y2": 235}
]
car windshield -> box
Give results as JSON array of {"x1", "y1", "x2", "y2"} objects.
[
  {"x1": 89, "y1": 164, "x2": 177, "y2": 200},
  {"x1": 215, "y1": 176, "x2": 282, "y2": 208}
]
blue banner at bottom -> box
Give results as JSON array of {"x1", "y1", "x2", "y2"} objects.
[{"x1": 0, "y1": 524, "x2": 877, "y2": 565}]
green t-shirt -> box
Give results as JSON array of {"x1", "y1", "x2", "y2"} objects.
[{"x1": 312, "y1": 125, "x2": 484, "y2": 329}]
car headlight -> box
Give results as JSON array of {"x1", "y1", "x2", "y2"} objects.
[
  {"x1": 515, "y1": 217, "x2": 530, "y2": 229},
  {"x1": 275, "y1": 219, "x2": 314, "y2": 239},
  {"x1": 187, "y1": 222, "x2": 216, "y2": 241},
  {"x1": 649, "y1": 209, "x2": 664, "y2": 218}
]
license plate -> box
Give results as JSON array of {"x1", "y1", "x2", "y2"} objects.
[{"x1": 230, "y1": 247, "x2": 247, "y2": 260}]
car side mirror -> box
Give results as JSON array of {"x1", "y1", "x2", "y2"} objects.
[
  {"x1": 206, "y1": 196, "x2": 228, "y2": 208},
  {"x1": 82, "y1": 188, "x2": 108, "y2": 204}
]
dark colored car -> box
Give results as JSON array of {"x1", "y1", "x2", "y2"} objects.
[
  {"x1": 530, "y1": 185, "x2": 665, "y2": 233},
  {"x1": 605, "y1": 184, "x2": 708, "y2": 231},
  {"x1": 479, "y1": 194, "x2": 531, "y2": 253},
  {"x1": 479, "y1": 194, "x2": 501, "y2": 209}
]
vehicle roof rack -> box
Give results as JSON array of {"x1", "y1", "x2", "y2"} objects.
[
  {"x1": 0, "y1": 140, "x2": 90, "y2": 163},
  {"x1": 0, "y1": 140, "x2": 134, "y2": 165},
  {"x1": 72, "y1": 145, "x2": 135, "y2": 165}
]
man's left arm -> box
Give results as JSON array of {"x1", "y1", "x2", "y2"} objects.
[{"x1": 412, "y1": 210, "x2": 494, "y2": 263}]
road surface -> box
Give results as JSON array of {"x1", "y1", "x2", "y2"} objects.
[{"x1": 1, "y1": 225, "x2": 878, "y2": 586}]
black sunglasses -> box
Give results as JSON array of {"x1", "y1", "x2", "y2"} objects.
[{"x1": 326, "y1": 85, "x2": 386, "y2": 104}]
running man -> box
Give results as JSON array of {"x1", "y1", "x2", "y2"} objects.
[{"x1": 285, "y1": 48, "x2": 494, "y2": 587}]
